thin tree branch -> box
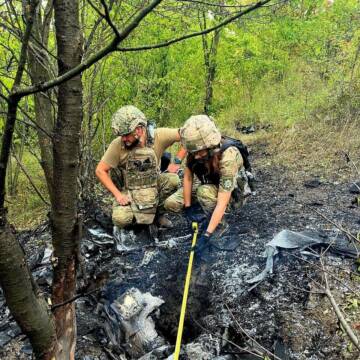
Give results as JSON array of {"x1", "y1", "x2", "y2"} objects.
[
  {"x1": 87, "y1": 0, "x2": 105, "y2": 19},
  {"x1": 191, "y1": 316, "x2": 264, "y2": 359},
  {"x1": 321, "y1": 258, "x2": 360, "y2": 350},
  {"x1": 0, "y1": 0, "x2": 39, "y2": 213},
  {"x1": 180, "y1": 0, "x2": 255, "y2": 8},
  {"x1": 303, "y1": 203, "x2": 360, "y2": 244},
  {"x1": 6, "y1": 0, "x2": 23, "y2": 35},
  {"x1": 11, "y1": 149, "x2": 50, "y2": 206},
  {"x1": 0, "y1": 79, "x2": 52, "y2": 138},
  {"x1": 13, "y1": 1, "x2": 37, "y2": 88},
  {"x1": 224, "y1": 302, "x2": 283, "y2": 360},
  {"x1": 17, "y1": 108, "x2": 53, "y2": 139},
  {"x1": 84, "y1": 2, "x2": 108, "y2": 53},
  {"x1": 0, "y1": 23, "x2": 22, "y2": 41},
  {"x1": 14, "y1": 0, "x2": 164, "y2": 98},
  {"x1": 0, "y1": 93, "x2": 9, "y2": 104},
  {"x1": 289, "y1": 252, "x2": 360, "y2": 297},
  {"x1": 99, "y1": 0, "x2": 121, "y2": 37},
  {"x1": 41, "y1": 0, "x2": 54, "y2": 44},
  {"x1": 117, "y1": 0, "x2": 271, "y2": 52},
  {"x1": 50, "y1": 287, "x2": 98, "y2": 311},
  {"x1": 286, "y1": 280, "x2": 325, "y2": 295},
  {"x1": 341, "y1": 150, "x2": 360, "y2": 178}
]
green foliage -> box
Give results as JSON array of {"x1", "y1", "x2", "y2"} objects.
[
  {"x1": 6, "y1": 152, "x2": 49, "y2": 229},
  {"x1": 1, "y1": 0, "x2": 360, "y2": 226},
  {"x1": 78, "y1": 0, "x2": 360, "y2": 160}
]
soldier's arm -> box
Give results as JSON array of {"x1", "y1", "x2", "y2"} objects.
[
  {"x1": 156, "y1": 128, "x2": 186, "y2": 173},
  {"x1": 95, "y1": 161, "x2": 130, "y2": 205},
  {"x1": 206, "y1": 147, "x2": 241, "y2": 235},
  {"x1": 167, "y1": 146, "x2": 187, "y2": 173},
  {"x1": 183, "y1": 167, "x2": 193, "y2": 207},
  {"x1": 205, "y1": 191, "x2": 232, "y2": 234}
]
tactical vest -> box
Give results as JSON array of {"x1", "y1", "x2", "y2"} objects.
[
  {"x1": 122, "y1": 146, "x2": 159, "y2": 224},
  {"x1": 188, "y1": 136, "x2": 250, "y2": 185},
  {"x1": 187, "y1": 137, "x2": 251, "y2": 208}
]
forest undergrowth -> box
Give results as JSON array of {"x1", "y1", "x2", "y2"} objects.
[{"x1": 7, "y1": 114, "x2": 360, "y2": 230}]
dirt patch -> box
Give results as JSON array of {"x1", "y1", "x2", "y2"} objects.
[{"x1": 1, "y1": 134, "x2": 360, "y2": 359}]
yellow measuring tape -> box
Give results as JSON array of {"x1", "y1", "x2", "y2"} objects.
[{"x1": 174, "y1": 222, "x2": 198, "y2": 360}]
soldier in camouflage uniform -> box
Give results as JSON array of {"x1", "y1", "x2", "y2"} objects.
[
  {"x1": 164, "y1": 115, "x2": 246, "y2": 256},
  {"x1": 96, "y1": 105, "x2": 186, "y2": 233}
]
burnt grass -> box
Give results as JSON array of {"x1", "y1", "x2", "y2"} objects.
[{"x1": 1, "y1": 140, "x2": 360, "y2": 359}]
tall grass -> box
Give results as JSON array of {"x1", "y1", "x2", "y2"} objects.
[{"x1": 6, "y1": 152, "x2": 49, "y2": 229}]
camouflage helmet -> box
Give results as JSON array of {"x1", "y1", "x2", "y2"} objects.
[
  {"x1": 180, "y1": 115, "x2": 221, "y2": 153},
  {"x1": 111, "y1": 105, "x2": 147, "y2": 136}
]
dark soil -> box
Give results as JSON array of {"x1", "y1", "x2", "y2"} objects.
[{"x1": 0, "y1": 140, "x2": 359, "y2": 360}]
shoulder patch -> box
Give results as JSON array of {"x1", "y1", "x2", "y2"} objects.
[{"x1": 222, "y1": 178, "x2": 234, "y2": 191}]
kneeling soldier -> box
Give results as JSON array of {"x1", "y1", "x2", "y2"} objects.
[
  {"x1": 164, "y1": 115, "x2": 249, "y2": 257},
  {"x1": 96, "y1": 105, "x2": 185, "y2": 237}
]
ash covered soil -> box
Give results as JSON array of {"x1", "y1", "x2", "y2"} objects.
[{"x1": 1, "y1": 139, "x2": 360, "y2": 360}]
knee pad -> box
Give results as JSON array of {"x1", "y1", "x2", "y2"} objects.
[{"x1": 112, "y1": 207, "x2": 133, "y2": 228}]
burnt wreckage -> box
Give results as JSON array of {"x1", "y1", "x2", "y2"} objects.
[{"x1": 1, "y1": 169, "x2": 360, "y2": 359}]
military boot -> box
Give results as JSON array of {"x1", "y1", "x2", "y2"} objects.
[{"x1": 156, "y1": 214, "x2": 173, "y2": 229}]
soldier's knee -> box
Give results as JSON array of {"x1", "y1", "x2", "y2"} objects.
[
  {"x1": 163, "y1": 173, "x2": 180, "y2": 190},
  {"x1": 112, "y1": 206, "x2": 133, "y2": 228},
  {"x1": 196, "y1": 185, "x2": 216, "y2": 200},
  {"x1": 196, "y1": 185, "x2": 217, "y2": 210},
  {"x1": 196, "y1": 185, "x2": 206, "y2": 199},
  {"x1": 164, "y1": 194, "x2": 183, "y2": 213},
  {"x1": 170, "y1": 173, "x2": 181, "y2": 188}
]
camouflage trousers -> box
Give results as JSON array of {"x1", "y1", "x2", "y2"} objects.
[
  {"x1": 164, "y1": 183, "x2": 220, "y2": 214},
  {"x1": 112, "y1": 173, "x2": 180, "y2": 228}
]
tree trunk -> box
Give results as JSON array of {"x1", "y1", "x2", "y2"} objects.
[
  {"x1": 51, "y1": 0, "x2": 83, "y2": 358},
  {"x1": 199, "y1": 10, "x2": 221, "y2": 115},
  {"x1": 0, "y1": 3, "x2": 58, "y2": 345},
  {"x1": 204, "y1": 28, "x2": 221, "y2": 114},
  {"x1": 0, "y1": 221, "x2": 56, "y2": 359},
  {"x1": 27, "y1": 0, "x2": 55, "y2": 204},
  {"x1": 0, "y1": 98, "x2": 56, "y2": 360}
]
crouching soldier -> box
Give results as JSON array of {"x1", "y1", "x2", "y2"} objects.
[
  {"x1": 96, "y1": 105, "x2": 186, "y2": 242},
  {"x1": 164, "y1": 115, "x2": 251, "y2": 258}
]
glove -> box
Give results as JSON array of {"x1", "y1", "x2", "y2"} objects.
[
  {"x1": 192, "y1": 233, "x2": 212, "y2": 259},
  {"x1": 184, "y1": 205, "x2": 207, "y2": 224}
]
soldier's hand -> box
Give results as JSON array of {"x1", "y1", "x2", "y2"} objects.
[
  {"x1": 167, "y1": 163, "x2": 180, "y2": 173},
  {"x1": 115, "y1": 193, "x2": 131, "y2": 206},
  {"x1": 192, "y1": 233, "x2": 212, "y2": 258},
  {"x1": 184, "y1": 205, "x2": 206, "y2": 223}
]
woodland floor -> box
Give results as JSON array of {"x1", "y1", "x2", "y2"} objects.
[{"x1": 0, "y1": 129, "x2": 360, "y2": 360}]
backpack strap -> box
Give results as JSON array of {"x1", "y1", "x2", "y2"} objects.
[{"x1": 221, "y1": 135, "x2": 252, "y2": 171}]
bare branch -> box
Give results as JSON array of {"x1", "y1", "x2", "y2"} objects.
[
  {"x1": 180, "y1": 0, "x2": 255, "y2": 8},
  {"x1": 13, "y1": 1, "x2": 39, "y2": 90},
  {"x1": 13, "y1": 0, "x2": 164, "y2": 98},
  {"x1": 0, "y1": 41, "x2": 20, "y2": 67},
  {"x1": 84, "y1": 5, "x2": 108, "y2": 53},
  {"x1": 11, "y1": 148, "x2": 50, "y2": 206},
  {"x1": 321, "y1": 258, "x2": 360, "y2": 350},
  {"x1": 341, "y1": 150, "x2": 360, "y2": 178},
  {"x1": 42, "y1": 0, "x2": 54, "y2": 44},
  {"x1": 51, "y1": 287, "x2": 98, "y2": 311},
  {"x1": 117, "y1": 0, "x2": 271, "y2": 52},
  {"x1": 0, "y1": 93, "x2": 9, "y2": 104},
  {"x1": 224, "y1": 302, "x2": 283, "y2": 360},
  {"x1": 289, "y1": 253, "x2": 360, "y2": 297},
  {"x1": 191, "y1": 315, "x2": 264, "y2": 359},
  {"x1": 17, "y1": 105, "x2": 53, "y2": 139},
  {"x1": 304, "y1": 203, "x2": 360, "y2": 245},
  {"x1": 0, "y1": 0, "x2": 39, "y2": 211},
  {"x1": 87, "y1": 0, "x2": 105, "y2": 18},
  {"x1": 99, "y1": 0, "x2": 121, "y2": 37}
]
